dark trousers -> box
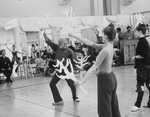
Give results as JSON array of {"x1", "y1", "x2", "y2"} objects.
[
  {"x1": 97, "y1": 72, "x2": 121, "y2": 117},
  {"x1": 135, "y1": 75, "x2": 150, "y2": 107},
  {"x1": 1, "y1": 70, "x2": 12, "y2": 83},
  {"x1": 49, "y1": 74, "x2": 78, "y2": 102}
]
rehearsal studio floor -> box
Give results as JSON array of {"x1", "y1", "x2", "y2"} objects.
[{"x1": 0, "y1": 65, "x2": 150, "y2": 117}]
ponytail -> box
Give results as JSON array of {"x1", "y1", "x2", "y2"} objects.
[{"x1": 103, "y1": 24, "x2": 116, "y2": 41}]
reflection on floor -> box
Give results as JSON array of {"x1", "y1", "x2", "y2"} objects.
[{"x1": 0, "y1": 65, "x2": 150, "y2": 117}]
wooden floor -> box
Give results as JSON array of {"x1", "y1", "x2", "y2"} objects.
[{"x1": 0, "y1": 65, "x2": 150, "y2": 117}]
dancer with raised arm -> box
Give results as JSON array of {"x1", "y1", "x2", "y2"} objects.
[
  {"x1": 43, "y1": 29, "x2": 79, "y2": 105},
  {"x1": 69, "y1": 25, "x2": 121, "y2": 117},
  {"x1": 5, "y1": 44, "x2": 22, "y2": 72}
]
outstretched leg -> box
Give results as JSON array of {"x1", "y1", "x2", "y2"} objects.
[
  {"x1": 49, "y1": 74, "x2": 63, "y2": 103},
  {"x1": 66, "y1": 79, "x2": 78, "y2": 101}
]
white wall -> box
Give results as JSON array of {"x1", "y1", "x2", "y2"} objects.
[
  {"x1": 111, "y1": 0, "x2": 121, "y2": 15},
  {"x1": 120, "y1": 0, "x2": 150, "y2": 15},
  {"x1": 0, "y1": 0, "x2": 91, "y2": 17}
]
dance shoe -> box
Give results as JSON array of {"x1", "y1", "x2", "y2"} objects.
[
  {"x1": 147, "y1": 102, "x2": 150, "y2": 108},
  {"x1": 131, "y1": 106, "x2": 140, "y2": 112},
  {"x1": 74, "y1": 98, "x2": 80, "y2": 102},
  {"x1": 52, "y1": 101, "x2": 64, "y2": 105}
]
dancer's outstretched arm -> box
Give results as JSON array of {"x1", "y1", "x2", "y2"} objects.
[
  {"x1": 17, "y1": 51, "x2": 23, "y2": 54},
  {"x1": 69, "y1": 33, "x2": 104, "y2": 50},
  {"x1": 43, "y1": 29, "x2": 59, "y2": 51},
  {"x1": 5, "y1": 43, "x2": 12, "y2": 52}
]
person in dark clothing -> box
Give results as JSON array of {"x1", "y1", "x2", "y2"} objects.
[
  {"x1": 116, "y1": 27, "x2": 125, "y2": 41},
  {"x1": 124, "y1": 26, "x2": 134, "y2": 40},
  {"x1": 131, "y1": 24, "x2": 150, "y2": 112},
  {"x1": 68, "y1": 39, "x2": 75, "y2": 52},
  {"x1": 69, "y1": 45, "x2": 75, "y2": 52},
  {"x1": 35, "y1": 43, "x2": 41, "y2": 58},
  {"x1": 41, "y1": 46, "x2": 48, "y2": 60},
  {"x1": 0, "y1": 49, "x2": 13, "y2": 84},
  {"x1": 5, "y1": 44, "x2": 21, "y2": 72},
  {"x1": 30, "y1": 44, "x2": 36, "y2": 64},
  {"x1": 43, "y1": 29, "x2": 79, "y2": 105}
]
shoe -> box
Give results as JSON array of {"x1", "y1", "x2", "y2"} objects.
[
  {"x1": 3, "y1": 81, "x2": 9, "y2": 85},
  {"x1": 10, "y1": 80, "x2": 13, "y2": 83},
  {"x1": 74, "y1": 98, "x2": 80, "y2": 102},
  {"x1": 131, "y1": 106, "x2": 140, "y2": 112},
  {"x1": 147, "y1": 102, "x2": 150, "y2": 108},
  {"x1": 52, "y1": 101, "x2": 64, "y2": 105}
]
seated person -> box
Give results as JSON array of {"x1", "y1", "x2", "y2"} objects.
[
  {"x1": 0, "y1": 49, "x2": 13, "y2": 84},
  {"x1": 22, "y1": 48, "x2": 28, "y2": 62},
  {"x1": 30, "y1": 44, "x2": 36, "y2": 64},
  {"x1": 41, "y1": 46, "x2": 47, "y2": 60},
  {"x1": 36, "y1": 58, "x2": 46, "y2": 74}
]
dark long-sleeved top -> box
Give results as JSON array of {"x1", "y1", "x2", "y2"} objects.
[
  {"x1": 43, "y1": 33, "x2": 75, "y2": 67},
  {"x1": 0, "y1": 56, "x2": 13, "y2": 71},
  {"x1": 135, "y1": 37, "x2": 150, "y2": 68}
]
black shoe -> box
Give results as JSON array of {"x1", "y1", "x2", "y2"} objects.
[{"x1": 9, "y1": 79, "x2": 13, "y2": 84}]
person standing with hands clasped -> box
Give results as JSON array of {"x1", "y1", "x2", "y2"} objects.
[{"x1": 69, "y1": 25, "x2": 121, "y2": 117}]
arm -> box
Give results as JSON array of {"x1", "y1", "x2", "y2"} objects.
[
  {"x1": 78, "y1": 49, "x2": 108, "y2": 84},
  {"x1": 132, "y1": 55, "x2": 144, "y2": 60},
  {"x1": 5, "y1": 43, "x2": 12, "y2": 52},
  {"x1": 43, "y1": 32, "x2": 59, "y2": 51},
  {"x1": 69, "y1": 33, "x2": 104, "y2": 50},
  {"x1": 92, "y1": 43, "x2": 105, "y2": 50},
  {"x1": 16, "y1": 50, "x2": 24, "y2": 54}
]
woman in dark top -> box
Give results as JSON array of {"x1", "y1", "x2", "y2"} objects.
[{"x1": 5, "y1": 44, "x2": 22, "y2": 72}]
